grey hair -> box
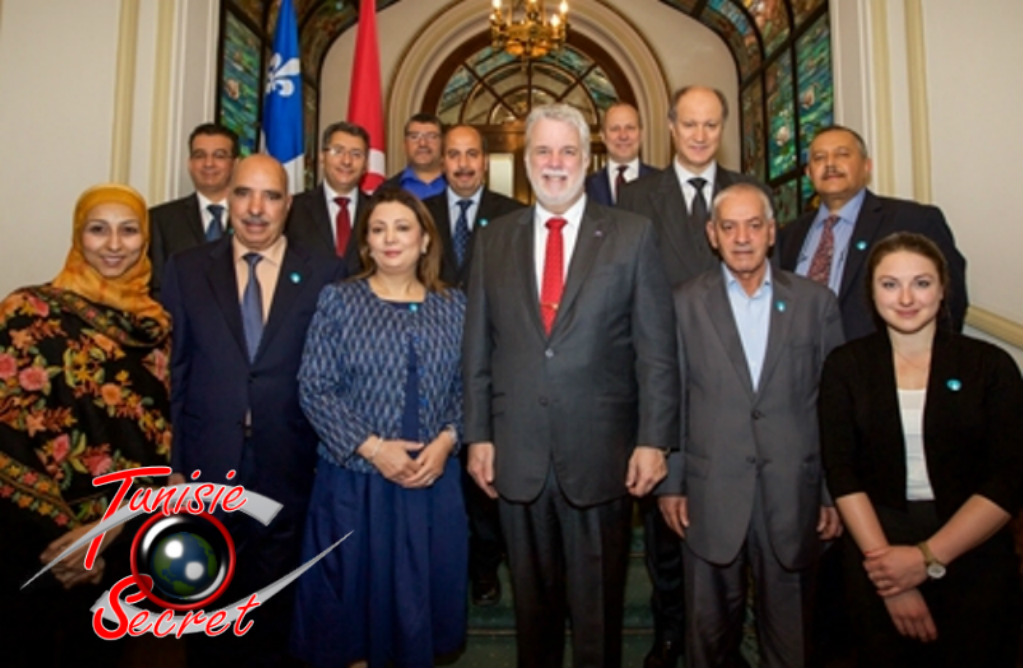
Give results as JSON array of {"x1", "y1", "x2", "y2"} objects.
[
  {"x1": 712, "y1": 183, "x2": 774, "y2": 222},
  {"x1": 812, "y1": 124, "x2": 870, "y2": 158},
  {"x1": 524, "y1": 103, "x2": 591, "y2": 163}
]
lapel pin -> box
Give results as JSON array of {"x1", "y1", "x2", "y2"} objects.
[
  {"x1": 775, "y1": 300, "x2": 786, "y2": 313},
  {"x1": 855, "y1": 240, "x2": 868, "y2": 251},
  {"x1": 290, "y1": 272, "x2": 301, "y2": 284},
  {"x1": 409, "y1": 303, "x2": 419, "y2": 313},
  {"x1": 594, "y1": 230, "x2": 604, "y2": 238},
  {"x1": 478, "y1": 218, "x2": 488, "y2": 228},
  {"x1": 946, "y1": 378, "x2": 962, "y2": 392}
]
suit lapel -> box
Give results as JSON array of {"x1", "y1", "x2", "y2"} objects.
[
  {"x1": 839, "y1": 190, "x2": 882, "y2": 300},
  {"x1": 185, "y1": 194, "x2": 206, "y2": 244},
  {"x1": 205, "y1": 239, "x2": 249, "y2": 360},
  {"x1": 757, "y1": 271, "x2": 794, "y2": 394},
  {"x1": 309, "y1": 185, "x2": 335, "y2": 251},
  {"x1": 552, "y1": 202, "x2": 605, "y2": 336},
  {"x1": 258, "y1": 246, "x2": 312, "y2": 359},
  {"x1": 704, "y1": 271, "x2": 756, "y2": 397},
  {"x1": 510, "y1": 209, "x2": 546, "y2": 338},
  {"x1": 653, "y1": 172, "x2": 695, "y2": 275}
]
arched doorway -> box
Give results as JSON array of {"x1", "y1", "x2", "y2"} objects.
[{"x1": 422, "y1": 32, "x2": 636, "y2": 203}]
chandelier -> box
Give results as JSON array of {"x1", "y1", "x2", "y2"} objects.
[{"x1": 490, "y1": 0, "x2": 569, "y2": 61}]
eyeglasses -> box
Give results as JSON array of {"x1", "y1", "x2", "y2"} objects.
[
  {"x1": 190, "y1": 150, "x2": 234, "y2": 161},
  {"x1": 405, "y1": 131, "x2": 441, "y2": 142},
  {"x1": 323, "y1": 146, "x2": 366, "y2": 159}
]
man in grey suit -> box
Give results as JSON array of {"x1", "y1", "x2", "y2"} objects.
[
  {"x1": 658, "y1": 183, "x2": 844, "y2": 668},
  {"x1": 464, "y1": 103, "x2": 678, "y2": 668},
  {"x1": 285, "y1": 120, "x2": 371, "y2": 274},
  {"x1": 148, "y1": 122, "x2": 239, "y2": 296},
  {"x1": 618, "y1": 85, "x2": 768, "y2": 668}
]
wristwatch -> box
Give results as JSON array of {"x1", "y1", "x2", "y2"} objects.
[{"x1": 916, "y1": 541, "x2": 946, "y2": 579}]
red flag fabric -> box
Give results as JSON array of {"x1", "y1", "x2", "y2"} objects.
[{"x1": 348, "y1": 0, "x2": 386, "y2": 192}]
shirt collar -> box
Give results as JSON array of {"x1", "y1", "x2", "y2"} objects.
[
  {"x1": 232, "y1": 233, "x2": 288, "y2": 266},
  {"x1": 535, "y1": 194, "x2": 587, "y2": 230},
  {"x1": 673, "y1": 159, "x2": 717, "y2": 188},
  {"x1": 446, "y1": 186, "x2": 483, "y2": 209},
  {"x1": 722, "y1": 260, "x2": 772, "y2": 294},
  {"x1": 815, "y1": 187, "x2": 867, "y2": 228}
]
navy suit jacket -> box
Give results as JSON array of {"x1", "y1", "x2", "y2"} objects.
[
  {"x1": 584, "y1": 163, "x2": 658, "y2": 207},
  {"x1": 777, "y1": 189, "x2": 968, "y2": 340},
  {"x1": 423, "y1": 188, "x2": 524, "y2": 288},
  {"x1": 149, "y1": 193, "x2": 207, "y2": 298},
  {"x1": 161, "y1": 238, "x2": 345, "y2": 513},
  {"x1": 285, "y1": 184, "x2": 367, "y2": 275}
]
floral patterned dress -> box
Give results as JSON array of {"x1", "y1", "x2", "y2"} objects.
[{"x1": 0, "y1": 285, "x2": 171, "y2": 593}]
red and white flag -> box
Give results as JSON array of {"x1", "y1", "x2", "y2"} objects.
[{"x1": 348, "y1": 0, "x2": 386, "y2": 192}]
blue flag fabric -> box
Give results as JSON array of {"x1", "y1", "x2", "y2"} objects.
[{"x1": 262, "y1": 0, "x2": 303, "y2": 187}]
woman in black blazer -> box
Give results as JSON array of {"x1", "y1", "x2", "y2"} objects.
[{"x1": 819, "y1": 232, "x2": 1022, "y2": 667}]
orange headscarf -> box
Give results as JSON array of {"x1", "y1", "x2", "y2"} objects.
[{"x1": 50, "y1": 183, "x2": 169, "y2": 328}]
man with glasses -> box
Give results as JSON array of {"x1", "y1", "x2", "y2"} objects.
[
  {"x1": 149, "y1": 122, "x2": 239, "y2": 296},
  {"x1": 286, "y1": 121, "x2": 371, "y2": 273},
  {"x1": 381, "y1": 112, "x2": 447, "y2": 199}
]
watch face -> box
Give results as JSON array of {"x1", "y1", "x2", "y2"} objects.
[{"x1": 927, "y1": 562, "x2": 947, "y2": 579}]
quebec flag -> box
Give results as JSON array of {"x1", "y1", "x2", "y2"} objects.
[{"x1": 262, "y1": 0, "x2": 304, "y2": 192}]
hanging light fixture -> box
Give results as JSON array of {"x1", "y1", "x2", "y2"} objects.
[{"x1": 490, "y1": 0, "x2": 569, "y2": 61}]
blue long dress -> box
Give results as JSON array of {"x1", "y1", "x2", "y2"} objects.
[{"x1": 291, "y1": 285, "x2": 468, "y2": 668}]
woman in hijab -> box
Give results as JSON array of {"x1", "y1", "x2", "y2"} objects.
[{"x1": 0, "y1": 183, "x2": 172, "y2": 667}]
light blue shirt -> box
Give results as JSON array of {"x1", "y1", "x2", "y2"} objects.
[
  {"x1": 724, "y1": 262, "x2": 773, "y2": 390},
  {"x1": 794, "y1": 188, "x2": 866, "y2": 295},
  {"x1": 445, "y1": 186, "x2": 483, "y2": 232}
]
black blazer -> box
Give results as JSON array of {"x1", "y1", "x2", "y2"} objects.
[
  {"x1": 819, "y1": 329, "x2": 1023, "y2": 522},
  {"x1": 584, "y1": 162, "x2": 659, "y2": 207},
  {"x1": 285, "y1": 184, "x2": 367, "y2": 274},
  {"x1": 617, "y1": 163, "x2": 768, "y2": 289},
  {"x1": 423, "y1": 188, "x2": 524, "y2": 288},
  {"x1": 149, "y1": 193, "x2": 207, "y2": 297},
  {"x1": 777, "y1": 189, "x2": 968, "y2": 340}
]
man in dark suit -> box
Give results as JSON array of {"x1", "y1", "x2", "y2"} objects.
[
  {"x1": 286, "y1": 120, "x2": 371, "y2": 274},
  {"x1": 161, "y1": 154, "x2": 345, "y2": 667},
  {"x1": 464, "y1": 103, "x2": 678, "y2": 668},
  {"x1": 148, "y1": 122, "x2": 238, "y2": 296},
  {"x1": 658, "y1": 183, "x2": 844, "y2": 668},
  {"x1": 379, "y1": 112, "x2": 446, "y2": 199},
  {"x1": 585, "y1": 102, "x2": 658, "y2": 206},
  {"x1": 424, "y1": 125, "x2": 522, "y2": 607},
  {"x1": 777, "y1": 124, "x2": 968, "y2": 341},
  {"x1": 617, "y1": 85, "x2": 768, "y2": 668}
]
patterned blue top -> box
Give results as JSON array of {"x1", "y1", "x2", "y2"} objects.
[{"x1": 298, "y1": 279, "x2": 465, "y2": 474}]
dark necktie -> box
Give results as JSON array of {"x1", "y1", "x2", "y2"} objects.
[
  {"x1": 614, "y1": 165, "x2": 628, "y2": 202},
  {"x1": 206, "y1": 204, "x2": 225, "y2": 241},
  {"x1": 241, "y1": 253, "x2": 264, "y2": 361},
  {"x1": 453, "y1": 199, "x2": 473, "y2": 268},
  {"x1": 808, "y1": 214, "x2": 840, "y2": 286},
  {"x1": 334, "y1": 196, "x2": 351, "y2": 258},
  {"x1": 688, "y1": 177, "x2": 708, "y2": 223},
  {"x1": 540, "y1": 217, "x2": 567, "y2": 335}
]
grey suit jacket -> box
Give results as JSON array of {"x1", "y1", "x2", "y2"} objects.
[
  {"x1": 149, "y1": 193, "x2": 207, "y2": 297},
  {"x1": 423, "y1": 188, "x2": 524, "y2": 288},
  {"x1": 463, "y1": 200, "x2": 679, "y2": 507},
  {"x1": 285, "y1": 184, "x2": 367, "y2": 274},
  {"x1": 617, "y1": 164, "x2": 768, "y2": 288},
  {"x1": 665, "y1": 267, "x2": 843, "y2": 570}
]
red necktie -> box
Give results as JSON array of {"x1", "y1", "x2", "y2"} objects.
[
  {"x1": 334, "y1": 196, "x2": 351, "y2": 258},
  {"x1": 540, "y1": 217, "x2": 567, "y2": 335},
  {"x1": 808, "y1": 214, "x2": 839, "y2": 285},
  {"x1": 614, "y1": 165, "x2": 628, "y2": 202}
]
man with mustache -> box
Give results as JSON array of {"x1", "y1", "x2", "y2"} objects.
[
  {"x1": 286, "y1": 121, "x2": 371, "y2": 273},
  {"x1": 424, "y1": 125, "x2": 522, "y2": 607},
  {"x1": 464, "y1": 103, "x2": 677, "y2": 668},
  {"x1": 161, "y1": 154, "x2": 345, "y2": 667},
  {"x1": 777, "y1": 125, "x2": 967, "y2": 340},
  {"x1": 380, "y1": 112, "x2": 447, "y2": 199}
]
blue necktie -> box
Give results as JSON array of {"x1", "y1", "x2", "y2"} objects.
[
  {"x1": 241, "y1": 253, "x2": 263, "y2": 361},
  {"x1": 454, "y1": 199, "x2": 472, "y2": 267},
  {"x1": 206, "y1": 204, "x2": 225, "y2": 241}
]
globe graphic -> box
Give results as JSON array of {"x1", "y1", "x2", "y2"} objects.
[{"x1": 149, "y1": 531, "x2": 220, "y2": 600}]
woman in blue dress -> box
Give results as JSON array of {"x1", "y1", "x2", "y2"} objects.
[{"x1": 292, "y1": 187, "x2": 467, "y2": 668}]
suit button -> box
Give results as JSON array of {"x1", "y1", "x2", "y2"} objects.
[
  {"x1": 545, "y1": 348, "x2": 554, "y2": 359},
  {"x1": 751, "y1": 409, "x2": 763, "y2": 420},
  {"x1": 539, "y1": 397, "x2": 549, "y2": 406}
]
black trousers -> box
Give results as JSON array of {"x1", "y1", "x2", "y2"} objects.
[
  {"x1": 639, "y1": 495, "x2": 687, "y2": 644},
  {"x1": 498, "y1": 469, "x2": 632, "y2": 668}
]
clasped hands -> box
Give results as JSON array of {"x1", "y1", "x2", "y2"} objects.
[
  {"x1": 361, "y1": 433, "x2": 454, "y2": 489},
  {"x1": 863, "y1": 544, "x2": 937, "y2": 643},
  {"x1": 39, "y1": 520, "x2": 123, "y2": 589}
]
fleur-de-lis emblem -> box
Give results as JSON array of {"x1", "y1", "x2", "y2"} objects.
[{"x1": 265, "y1": 53, "x2": 300, "y2": 97}]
